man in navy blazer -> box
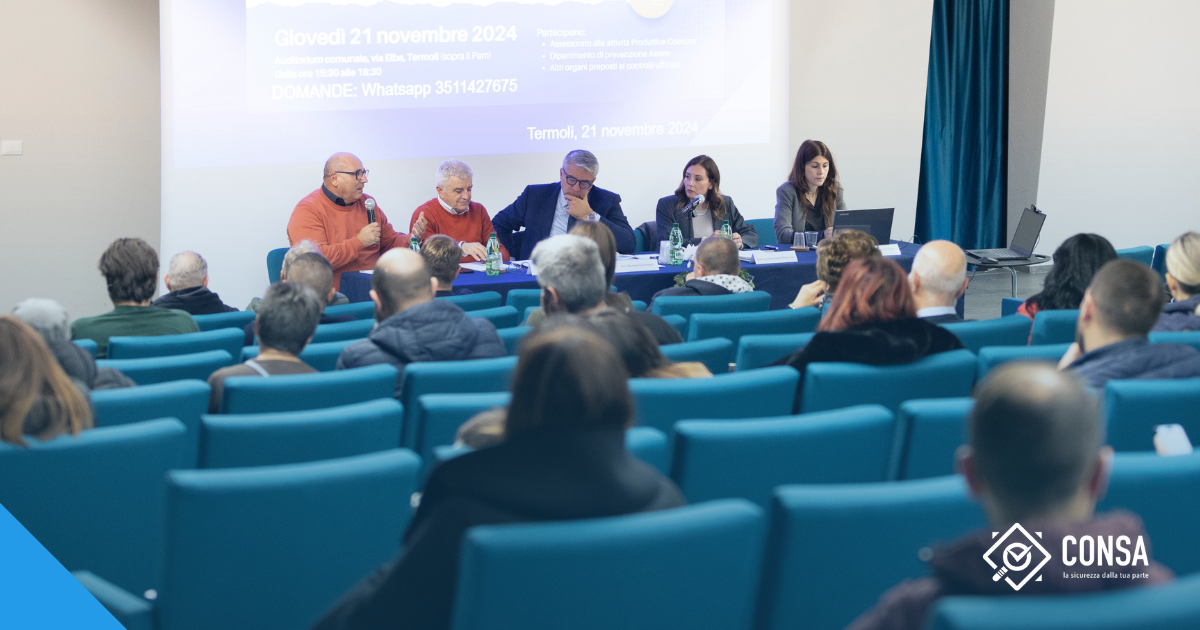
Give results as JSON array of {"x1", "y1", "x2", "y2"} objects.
[{"x1": 493, "y1": 150, "x2": 636, "y2": 259}]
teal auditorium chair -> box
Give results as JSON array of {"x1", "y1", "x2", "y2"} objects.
[
  {"x1": 735, "y1": 333, "x2": 813, "y2": 371},
  {"x1": 891, "y1": 398, "x2": 973, "y2": 480},
  {"x1": 78, "y1": 450, "x2": 421, "y2": 630},
  {"x1": 192, "y1": 311, "x2": 256, "y2": 332},
  {"x1": 450, "y1": 500, "x2": 766, "y2": 630},
  {"x1": 629, "y1": 366, "x2": 800, "y2": 434},
  {"x1": 1115, "y1": 245, "x2": 1154, "y2": 267},
  {"x1": 400, "y1": 357, "x2": 518, "y2": 447},
  {"x1": 74, "y1": 338, "x2": 98, "y2": 356},
  {"x1": 219, "y1": 364, "x2": 397, "y2": 414},
  {"x1": 414, "y1": 393, "x2": 510, "y2": 470},
  {"x1": 1000, "y1": 297, "x2": 1024, "y2": 317},
  {"x1": 92, "y1": 380, "x2": 210, "y2": 465},
  {"x1": 1100, "y1": 452, "x2": 1200, "y2": 577},
  {"x1": 241, "y1": 339, "x2": 356, "y2": 372},
  {"x1": 942, "y1": 315, "x2": 1032, "y2": 353},
  {"x1": 505, "y1": 289, "x2": 542, "y2": 315},
  {"x1": 0, "y1": 419, "x2": 188, "y2": 597},
  {"x1": 1149, "y1": 330, "x2": 1200, "y2": 353},
  {"x1": 1105, "y1": 377, "x2": 1200, "y2": 451},
  {"x1": 975, "y1": 344, "x2": 1069, "y2": 381},
  {"x1": 650, "y1": 291, "x2": 772, "y2": 322},
  {"x1": 199, "y1": 399, "x2": 404, "y2": 468},
  {"x1": 757, "y1": 477, "x2": 986, "y2": 630},
  {"x1": 1152, "y1": 243, "x2": 1170, "y2": 279},
  {"x1": 497, "y1": 326, "x2": 531, "y2": 355},
  {"x1": 1031, "y1": 309, "x2": 1079, "y2": 345},
  {"x1": 107, "y1": 328, "x2": 243, "y2": 360},
  {"x1": 662, "y1": 314, "x2": 688, "y2": 339},
  {"x1": 928, "y1": 572, "x2": 1200, "y2": 630},
  {"x1": 747, "y1": 218, "x2": 777, "y2": 246},
  {"x1": 97, "y1": 350, "x2": 235, "y2": 386},
  {"x1": 310, "y1": 318, "x2": 374, "y2": 344},
  {"x1": 670, "y1": 405, "x2": 894, "y2": 506},
  {"x1": 266, "y1": 247, "x2": 288, "y2": 284},
  {"x1": 800, "y1": 349, "x2": 977, "y2": 414},
  {"x1": 467, "y1": 305, "x2": 521, "y2": 329},
  {"x1": 659, "y1": 338, "x2": 735, "y2": 374},
  {"x1": 437, "y1": 291, "x2": 502, "y2": 311},
  {"x1": 323, "y1": 300, "x2": 375, "y2": 321},
  {"x1": 687, "y1": 308, "x2": 821, "y2": 344},
  {"x1": 431, "y1": 427, "x2": 673, "y2": 476}
]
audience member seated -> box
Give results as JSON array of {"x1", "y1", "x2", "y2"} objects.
[
  {"x1": 649, "y1": 235, "x2": 752, "y2": 305},
  {"x1": 908, "y1": 240, "x2": 969, "y2": 324},
  {"x1": 1018, "y1": 233, "x2": 1117, "y2": 319},
  {"x1": 421, "y1": 235, "x2": 474, "y2": 297},
  {"x1": 247, "y1": 240, "x2": 351, "y2": 312},
  {"x1": 311, "y1": 326, "x2": 685, "y2": 630},
  {"x1": 335, "y1": 249, "x2": 505, "y2": 394},
  {"x1": 776, "y1": 257, "x2": 963, "y2": 404},
  {"x1": 847, "y1": 363, "x2": 1173, "y2": 630},
  {"x1": 1154, "y1": 231, "x2": 1200, "y2": 332},
  {"x1": 789, "y1": 228, "x2": 880, "y2": 310},
  {"x1": 410, "y1": 160, "x2": 509, "y2": 263},
  {"x1": 208, "y1": 283, "x2": 322, "y2": 413},
  {"x1": 1058, "y1": 260, "x2": 1200, "y2": 389},
  {"x1": 526, "y1": 221, "x2": 682, "y2": 344},
  {"x1": 0, "y1": 316, "x2": 93, "y2": 446},
  {"x1": 71, "y1": 238, "x2": 199, "y2": 358},
  {"x1": 12, "y1": 299, "x2": 135, "y2": 390},
  {"x1": 244, "y1": 250, "x2": 354, "y2": 346},
  {"x1": 151, "y1": 251, "x2": 238, "y2": 315}
]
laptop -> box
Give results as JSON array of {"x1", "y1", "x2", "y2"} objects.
[
  {"x1": 967, "y1": 207, "x2": 1046, "y2": 261},
  {"x1": 832, "y1": 208, "x2": 895, "y2": 245}
]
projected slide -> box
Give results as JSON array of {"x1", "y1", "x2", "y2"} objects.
[{"x1": 168, "y1": 0, "x2": 772, "y2": 167}]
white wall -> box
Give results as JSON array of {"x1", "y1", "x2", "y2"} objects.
[{"x1": 1036, "y1": 0, "x2": 1200, "y2": 254}]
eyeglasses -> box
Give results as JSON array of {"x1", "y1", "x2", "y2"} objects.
[
  {"x1": 334, "y1": 169, "x2": 369, "y2": 180},
  {"x1": 564, "y1": 175, "x2": 594, "y2": 190}
]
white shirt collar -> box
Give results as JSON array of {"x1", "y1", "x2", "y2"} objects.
[
  {"x1": 437, "y1": 192, "x2": 468, "y2": 215},
  {"x1": 917, "y1": 305, "x2": 958, "y2": 318}
]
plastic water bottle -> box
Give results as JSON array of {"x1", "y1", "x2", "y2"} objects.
[
  {"x1": 486, "y1": 232, "x2": 501, "y2": 276},
  {"x1": 719, "y1": 220, "x2": 734, "y2": 240},
  {"x1": 409, "y1": 234, "x2": 421, "y2": 253},
  {"x1": 669, "y1": 223, "x2": 684, "y2": 265}
]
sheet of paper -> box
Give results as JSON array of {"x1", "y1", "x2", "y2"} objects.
[
  {"x1": 752, "y1": 250, "x2": 798, "y2": 265},
  {"x1": 461, "y1": 262, "x2": 513, "y2": 272},
  {"x1": 738, "y1": 250, "x2": 755, "y2": 262},
  {"x1": 615, "y1": 258, "x2": 661, "y2": 274},
  {"x1": 878, "y1": 244, "x2": 902, "y2": 256}
]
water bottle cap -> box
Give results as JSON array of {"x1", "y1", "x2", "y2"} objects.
[{"x1": 672, "y1": 222, "x2": 679, "y2": 227}]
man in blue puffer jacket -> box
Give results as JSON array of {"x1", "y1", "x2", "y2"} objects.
[{"x1": 336, "y1": 249, "x2": 505, "y2": 395}]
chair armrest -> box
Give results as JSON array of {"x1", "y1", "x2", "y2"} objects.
[{"x1": 72, "y1": 571, "x2": 155, "y2": 630}]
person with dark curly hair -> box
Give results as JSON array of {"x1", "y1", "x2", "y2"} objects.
[
  {"x1": 1017, "y1": 233, "x2": 1117, "y2": 319},
  {"x1": 70, "y1": 238, "x2": 198, "y2": 358}
]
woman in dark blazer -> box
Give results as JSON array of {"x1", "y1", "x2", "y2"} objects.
[
  {"x1": 655, "y1": 155, "x2": 757, "y2": 249},
  {"x1": 774, "y1": 139, "x2": 846, "y2": 246}
]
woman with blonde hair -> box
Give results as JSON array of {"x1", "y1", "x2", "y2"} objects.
[
  {"x1": 1154, "y1": 231, "x2": 1200, "y2": 332},
  {"x1": 0, "y1": 315, "x2": 93, "y2": 445}
]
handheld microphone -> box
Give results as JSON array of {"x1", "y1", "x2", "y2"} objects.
[
  {"x1": 681, "y1": 194, "x2": 705, "y2": 218},
  {"x1": 364, "y1": 198, "x2": 376, "y2": 224}
]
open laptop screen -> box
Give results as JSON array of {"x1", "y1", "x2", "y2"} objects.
[
  {"x1": 1010, "y1": 208, "x2": 1047, "y2": 257},
  {"x1": 832, "y1": 208, "x2": 895, "y2": 245}
]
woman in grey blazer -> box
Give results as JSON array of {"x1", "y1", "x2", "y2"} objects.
[
  {"x1": 774, "y1": 140, "x2": 846, "y2": 246},
  {"x1": 655, "y1": 155, "x2": 758, "y2": 249}
]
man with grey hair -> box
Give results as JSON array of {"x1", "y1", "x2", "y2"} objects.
[
  {"x1": 493, "y1": 149, "x2": 635, "y2": 260},
  {"x1": 151, "y1": 251, "x2": 238, "y2": 315},
  {"x1": 243, "y1": 250, "x2": 356, "y2": 345},
  {"x1": 13, "y1": 298, "x2": 135, "y2": 390},
  {"x1": 409, "y1": 159, "x2": 509, "y2": 263},
  {"x1": 908, "y1": 240, "x2": 969, "y2": 324}
]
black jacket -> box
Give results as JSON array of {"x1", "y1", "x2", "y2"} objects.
[
  {"x1": 921, "y1": 313, "x2": 965, "y2": 325},
  {"x1": 1152, "y1": 295, "x2": 1200, "y2": 332},
  {"x1": 151, "y1": 286, "x2": 238, "y2": 316},
  {"x1": 310, "y1": 427, "x2": 685, "y2": 630},
  {"x1": 1068, "y1": 337, "x2": 1200, "y2": 389},
  {"x1": 335, "y1": 300, "x2": 506, "y2": 396},
  {"x1": 655, "y1": 194, "x2": 758, "y2": 249},
  {"x1": 47, "y1": 338, "x2": 135, "y2": 390}
]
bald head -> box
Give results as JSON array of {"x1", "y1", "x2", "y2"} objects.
[
  {"x1": 371, "y1": 249, "x2": 435, "y2": 320},
  {"x1": 695, "y1": 236, "x2": 741, "y2": 277},
  {"x1": 910, "y1": 240, "x2": 967, "y2": 308},
  {"x1": 323, "y1": 152, "x2": 367, "y2": 204}
]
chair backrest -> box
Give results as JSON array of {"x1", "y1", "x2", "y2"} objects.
[
  {"x1": 309, "y1": 318, "x2": 375, "y2": 344},
  {"x1": 241, "y1": 339, "x2": 356, "y2": 372},
  {"x1": 671, "y1": 405, "x2": 894, "y2": 507},
  {"x1": 414, "y1": 392, "x2": 510, "y2": 469},
  {"x1": 322, "y1": 301, "x2": 376, "y2": 321},
  {"x1": 220, "y1": 364, "x2": 397, "y2": 414},
  {"x1": 266, "y1": 247, "x2": 288, "y2": 284},
  {"x1": 157, "y1": 450, "x2": 421, "y2": 630},
  {"x1": 627, "y1": 426, "x2": 669, "y2": 475},
  {"x1": 92, "y1": 379, "x2": 210, "y2": 465},
  {"x1": 630, "y1": 299, "x2": 647, "y2": 312},
  {"x1": 436, "y1": 291, "x2": 502, "y2": 311},
  {"x1": 735, "y1": 333, "x2": 813, "y2": 371},
  {"x1": 192, "y1": 311, "x2": 256, "y2": 332},
  {"x1": 0, "y1": 419, "x2": 189, "y2": 596},
  {"x1": 1105, "y1": 377, "x2": 1200, "y2": 451},
  {"x1": 497, "y1": 326, "x2": 531, "y2": 355},
  {"x1": 400, "y1": 356, "x2": 518, "y2": 447},
  {"x1": 1031, "y1": 309, "x2": 1079, "y2": 345},
  {"x1": 1000, "y1": 297, "x2": 1024, "y2": 317},
  {"x1": 504, "y1": 289, "x2": 542, "y2": 314},
  {"x1": 927, "y1": 572, "x2": 1200, "y2": 630},
  {"x1": 1152, "y1": 243, "x2": 1170, "y2": 279},
  {"x1": 466, "y1": 305, "x2": 521, "y2": 329},
  {"x1": 74, "y1": 338, "x2": 98, "y2": 357},
  {"x1": 892, "y1": 398, "x2": 973, "y2": 480},
  {"x1": 200, "y1": 399, "x2": 404, "y2": 468},
  {"x1": 451, "y1": 499, "x2": 766, "y2": 630},
  {"x1": 942, "y1": 315, "x2": 1032, "y2": 353},
  {"x1": 1149, "y1": 330, "x2": 1200, "y2": 353},
  {"x1": 96, "y1": 350, "x2": 235, "y2": 386},
  {"x1": 629, "y1": 366, "x2": 799, "y2": 434},
  {"x1": 688, "y1": 308, "x2": 821, "y2": 345},
  {"x1": 747, "y1": 218, "x2": 777, "y2": 246},
  {"x1": 758, "y1": 477, "x2": 986, "y2": 630},
  {"x1": 650, "y1": 291, "x2": 772, "y2": 321},
  {"x1": 662, "y1": 314, "x2": 688, "y2": 338},
  {"x1": 659, "y1": 337, "x2": 735, "y2": 374},
  {"x1": 801, "y1": 349, "x2": 977, "y2": 414},
  {"x1": 1100, "y1": 452, "x2": 1200, "y2": 576},
  {"x1": 107, "y1": 328, "x2": 243, "y2": 360},
  {"x1": 976, "y1": 343, "x2": 1069, "y2": 381},
  {"x1": 1115, "y1": 245, "x2": 1154, "y2": 267}
]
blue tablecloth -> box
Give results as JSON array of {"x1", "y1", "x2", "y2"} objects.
[{"x1": 341, "y1": 241, "x2": 923, "y2": 311}]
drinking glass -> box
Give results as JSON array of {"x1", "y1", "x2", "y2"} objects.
[{"x1": 804, "y1": 231, "x2": 820, "y2": 247}]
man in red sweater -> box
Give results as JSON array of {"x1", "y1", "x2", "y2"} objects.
[
  {"x1": 287, "y1": 152, "x2": 426, "y2": 290},
  {"x1": 409, "y1": 159, "x2": 509, "y2": 264}
]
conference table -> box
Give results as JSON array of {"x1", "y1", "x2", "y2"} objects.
[{"x1": 340, "y1": 241, "x2": 923, "y2": 311}]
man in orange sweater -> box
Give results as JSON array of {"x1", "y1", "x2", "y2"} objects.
[
  {"x1": 409, "y1": 159, "x2": 509, "y2": 264},
  {"x1": 287, "y1": 152, "x2": 426, "y2": 290}
]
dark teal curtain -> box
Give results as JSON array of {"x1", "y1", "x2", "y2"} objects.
[{"x1": 915, "y1": 0, "x2": 1008, "y2": 248}]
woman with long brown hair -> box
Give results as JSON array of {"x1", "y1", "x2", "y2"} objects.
[
  {"x1": 655, "y1": 154, "x2": 757, "y2": 249},
  {"x1": 774, "y1": 140, "x2": 847, "y2": 246},
  {"x1": 0, "y1": 315, "x2": 93, "y2": 445}
]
